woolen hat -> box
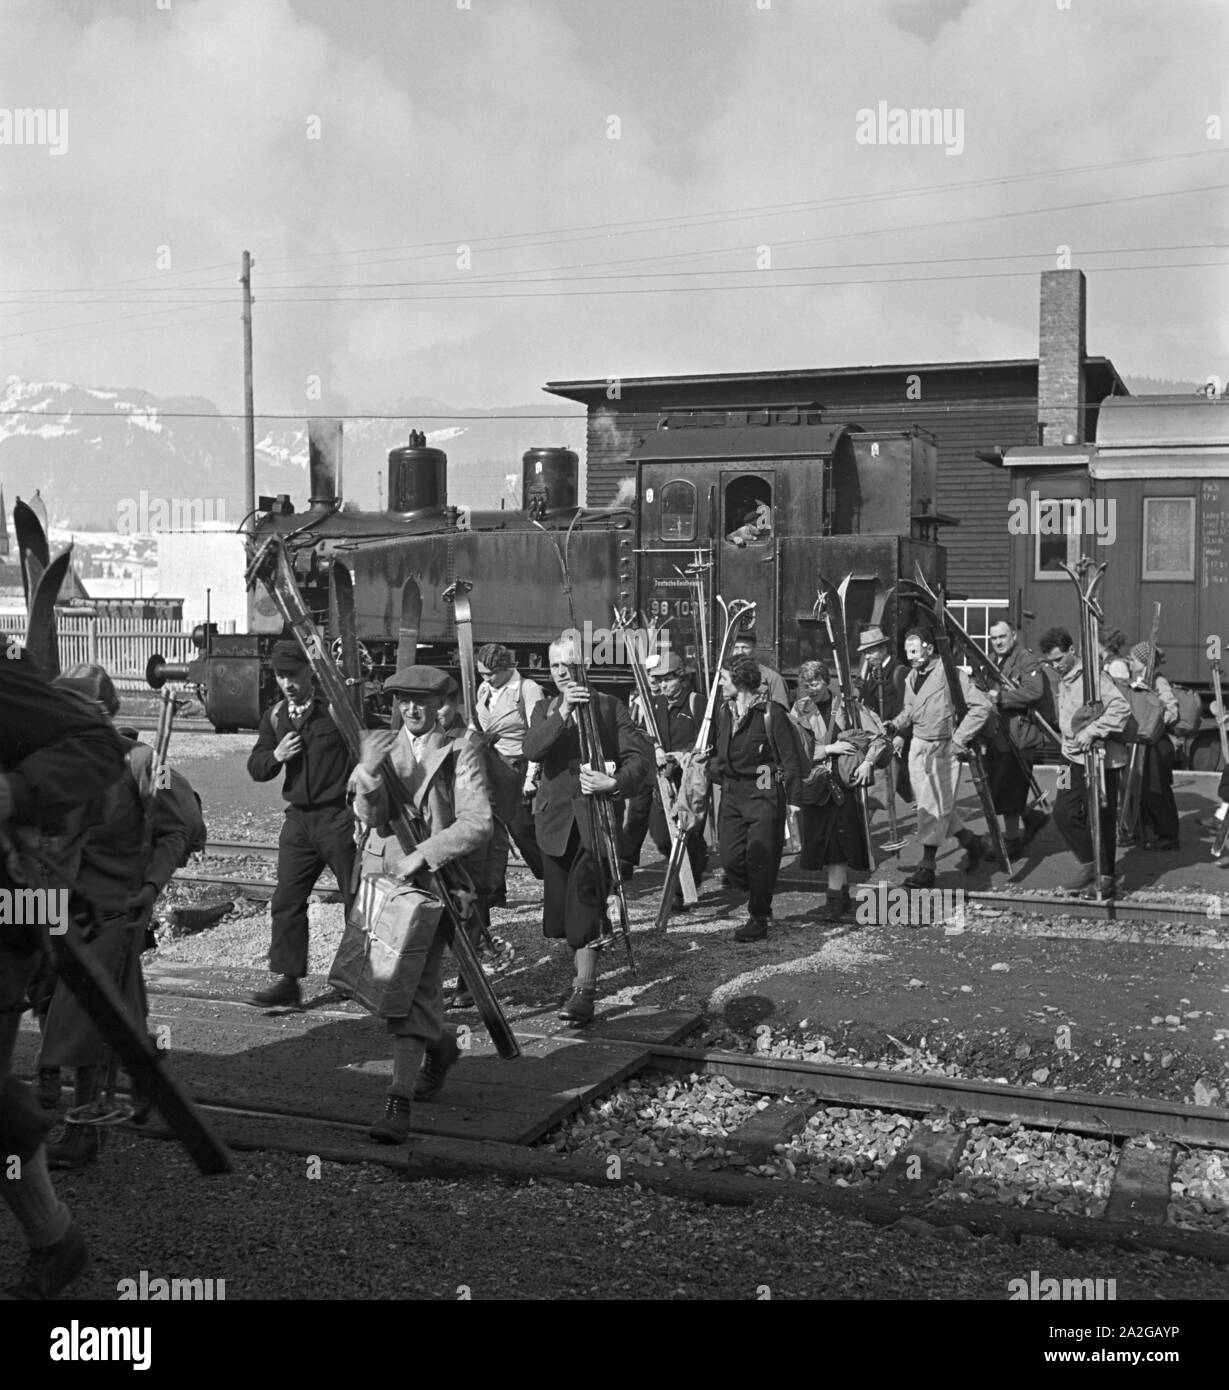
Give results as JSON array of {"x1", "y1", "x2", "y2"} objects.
[
  {"x1": 271, "y1": 640, "x2": 311, "y2": 672},
  {"x1": 1130, "y1": 641, "x2": 1164, "y2": 668},
  {"x1": 384, "y1": 665, "x2": 453, "y2": 698}
]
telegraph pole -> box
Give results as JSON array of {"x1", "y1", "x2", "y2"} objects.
[{"x1": 240, "y1": 251, "x2": 256, "y2": 534}]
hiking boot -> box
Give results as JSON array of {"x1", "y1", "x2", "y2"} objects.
[
  {"x1": 36, "y1": 1068, "x2": 61, "y2": 1111},
  {"x1": 733, "y1": 916, "x2": 769, "y2": 943},
  {"x1": 957, "y1": 834, "x2": 986, "y2": 873},
  {"x1": 247, "y1": 975, "x2": 302, "y2": 1009},
  {"x1": 446, "y1": 986, "x2": 475, "y2": 1010},
  {"x1": 1061, "y1": 861, "x2": 1096, "y2": 893},
  {"x1": 558, "y1": 989, "x2": 596, "y2": 1026},
  {"x1": 1021, "y1": 809, "x2": 1049, "y2": 846},
  {"x1": 818, "y1": 888, "x2": 852, "y2": 923},
  {"x1": 4, "y1": 1221, "x2": 89, "y2": 1300},
  {"x1": 369, "y1": 1095, "x2": 413, "y2": 1144},
  {"x1": 413, "y1": 1032, "x2": 462, "y2": 1102},
  {"x1": 901, "y1": 864, "x2": 936, "y2": 889},
  {"x1": 46, "y1": 1122, "x2": 101, "y2": 1171}
]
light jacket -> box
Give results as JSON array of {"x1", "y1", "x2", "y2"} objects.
[
  {"x1": 350, "y1": 725, "x2": 491, "y2": 878},
  {"x1": 1056, "y1": 663, "x2": 1131, "y2": 769},
  {"x1": 892, "y1": 661, "x2": 992, "y2": 746}
]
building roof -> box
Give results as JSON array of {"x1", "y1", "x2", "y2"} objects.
[
  {"x1": 545, "y1": 356, "x2": 1127, "y2": 403},
  {"x1": 1095, "y1": 393, "x2": 1229, "y2": 449},
  {"x1": 631, "y1": 422, "x2": 854, "y2": 462}
]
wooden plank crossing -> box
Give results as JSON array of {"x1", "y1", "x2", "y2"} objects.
[{"x1": 15, "y1": 981, "x2": 699, "y2": 1149}]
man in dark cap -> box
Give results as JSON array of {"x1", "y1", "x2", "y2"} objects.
[
  {"x1": 245, "y1": 639, "x2": 357, "y2": 1009},
  {"x1": 730, "y1": 627, "x2": 789, "y2": 709},
  {"x1": 348, "y1": 665, "x2": 491, "y2": 1142}
]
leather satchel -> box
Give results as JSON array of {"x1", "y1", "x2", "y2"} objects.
[{"x1": 328, "y1": 874, "x2": 444, "y2": 1018}]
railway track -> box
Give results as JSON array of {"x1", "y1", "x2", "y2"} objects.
[
  {"x1": 187, "y1": 842, "x2": 1227, "y2": 927},
  {"x1": 106, "y1": 996, "x2": 1229, "y2": 1264}
]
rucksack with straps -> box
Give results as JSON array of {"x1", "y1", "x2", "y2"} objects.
[
  {"x1": 125, "y1": 745, "x2": 207, "y2": 865},
  {"x1": 1169, "y1": 683, "x2": 1203, "y2": 739}
]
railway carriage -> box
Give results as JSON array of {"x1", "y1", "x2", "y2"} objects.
[{"x1": 990, "y1": 393, "x2": 1229, "y2": 767}]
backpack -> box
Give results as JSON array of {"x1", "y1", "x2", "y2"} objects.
[
  {"x1": 1170, "y1": 684, "x2": 1203, "y2": 739},
  {"x1": 125, "y1": 748, "x2": 207, "y2": 865},
  {"x1": 1109, "y1": 678, "x2": 1164, "y2": 746}
]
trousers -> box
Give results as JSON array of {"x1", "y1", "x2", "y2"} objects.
[
  {"x1": 270, "y1": 805, "x2": 357, "y2": 977},
  {"x1": 718, "y1": 779, "x2": 786, "y2": 919},
  {"x1": 1053, "y1": 762, "x2": 1120, "y2": 873}
]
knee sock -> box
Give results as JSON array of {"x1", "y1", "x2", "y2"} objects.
[
  {"x1": 573, "y1": 946, "x2": 599, "y2": 992},
  {"x1": 390, "y1": 1037, "x2": 427, "y2": 1099},
  {"x1": 0, "y1": 1147, "x2": 72, "y2": 1249},
  {"x1": 1004, "y1": 815, "x2": 1020, "y2": 838},
  {"x1": 921, "y1": 844, "x2": 937, "y2": 865},
  {"x1": 827, "y1": 865, "x2": 848, "y2": 892}
]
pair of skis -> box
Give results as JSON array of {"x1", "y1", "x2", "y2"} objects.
[
  {"x1": 612, "y1": 608, "x2": 697, "y2": 914},
  {"x1": 655, "y1": 597, "x2": 756, "y2": 929},
  {"x1": 248, "y1": 536, "x2": 521, "y2": 1058},
  {"x1": 813, "y1": 576, "x2": 891, "y2": 867},
  {"x1": 532, "y1": 517, "x2": 635, "y2": 971},
  {"x1": 1116, "y1": 601, "x2": 1162, "y2": 842},
  {"x1": 903, "y1": 577, "x2": 1016, "y2": 877},
  {"x1": 14, "y1": 498, "x2": 74, "y2": 676},
  {"x1": 902, "y1": 568, "x2": 1054, "y2": 817},
  {"x1": 1059, "y1": 558, "x2": 1112, "y2": 900},
  {"x1": 1210, "y1": 655, "x2": 1229, "y2": 858}
]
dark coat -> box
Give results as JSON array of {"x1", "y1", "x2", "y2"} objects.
[
  {"x1": 524, "y1": 690, "x2": 648, "y2": 857},
  {"x1": 247, "y1": 696, "x2": 354, "y2": 808},
  {"x1": 710, "y1": 694, "x2": 805, "y2": 805}
]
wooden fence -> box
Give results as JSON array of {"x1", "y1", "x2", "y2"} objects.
[{"x1": 0, "y1": 614, "x2": 231, "y2": 682}]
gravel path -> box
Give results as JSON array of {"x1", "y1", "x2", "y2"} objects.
[{"x1": 3, "y1": 1131, "x2": 1224, "y2": 1301}]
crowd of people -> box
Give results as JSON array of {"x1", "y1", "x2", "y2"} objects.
[{"x1": 1, "y1": 607, "x2": 1221, "y2": 1297}]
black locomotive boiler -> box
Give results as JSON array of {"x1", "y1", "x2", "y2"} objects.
[{"x1": 169, "y1": 408, "x2": 953, "y2": 731}]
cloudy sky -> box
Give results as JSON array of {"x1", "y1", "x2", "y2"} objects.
[{"x1": 2, "y1": 0, "x2": 1226, "y2": 421}]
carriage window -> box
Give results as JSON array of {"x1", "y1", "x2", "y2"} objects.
[
  {"x1": 1033, "y1": 500, "x2": 1081, "y2": 580},
  {"x1": 724, "y1": 475, "x2": 773, "y2": 547},
  {"x1": 659, "y1": 479, "x2": 697, "y2": 541},
  {"x1": 1142, "y1": 497, "x2": 1195, "y2": 581}
]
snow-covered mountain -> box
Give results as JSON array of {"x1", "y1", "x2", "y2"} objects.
[{"x1": 0, "y1": 378, "x2": 586, "y2": 531}]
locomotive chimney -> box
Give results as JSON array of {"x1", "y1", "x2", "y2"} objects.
[
  {"x1": 1037, "y1": 269, "x2": 1087, "y2": 446},
  {"x1": 308, "y1": 418, "x2": 344, "y2": 512}
]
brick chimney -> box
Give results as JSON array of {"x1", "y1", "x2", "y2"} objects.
[{"x1": 1037, "y1": 269, "x2": 1087, "y2": 444}]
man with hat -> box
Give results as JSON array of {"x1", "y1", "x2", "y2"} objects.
[
  {"x1": 643, "y1": 649, "x2": 707, "y2": 908},
  {"x1": 730, "y1": 627, "x2": 789, "y2": 709},
  {"x1": 349, "y1": 665, "x2": 491, "y2": 1141},
  {"x1": 245, "y1": 639, "x2": 358, "y2": 1009},
  {"x1": 856, "y1": 625, "x2": 911, "y2": 803}
]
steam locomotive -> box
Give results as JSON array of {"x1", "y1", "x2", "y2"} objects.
[{"x1": 164, "y1": 408, "x2": 954, "y2": 731}]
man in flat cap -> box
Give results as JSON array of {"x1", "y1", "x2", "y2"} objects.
[
  {"x1": 349, "y1": 665, "x2": 491, "y2": 1142},
  {"x1": 730, "y1": 627, "x2": 790, "y2": 709},
  {"x1": 245, "y1": 639, "x2": 357, "y2": 1009}
]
